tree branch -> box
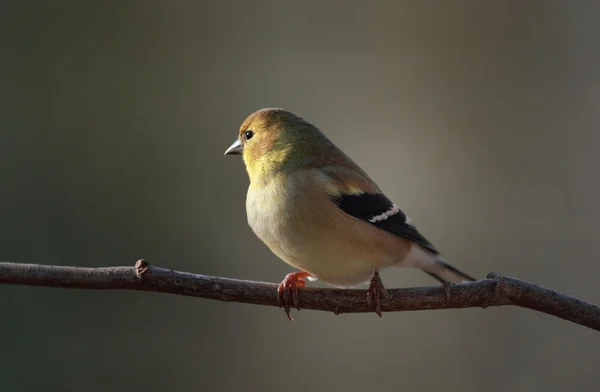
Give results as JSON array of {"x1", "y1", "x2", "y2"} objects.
[{"x1": 0, "y1": 260, "x2": 598, "y2": 331}]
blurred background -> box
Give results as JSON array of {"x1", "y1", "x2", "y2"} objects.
[{"x1": 1, "y1": 1, "x2": 599, "y2": 391}]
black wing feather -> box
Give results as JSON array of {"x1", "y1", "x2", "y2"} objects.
[{"x1": 330, "y1": 193, "x2": 439, "y2": 254}]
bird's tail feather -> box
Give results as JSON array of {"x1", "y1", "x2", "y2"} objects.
[
  {"x1": 423, "y1": 258, "x2": 476, "y2": 284},
  {"x1": 405, "y1": 245, "x2": 476, "y2": 284}
]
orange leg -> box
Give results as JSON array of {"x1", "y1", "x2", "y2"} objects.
[
  {"x1": 367, "y1": 271, "x2": 391, "y2": 317},
  {"x1": 277, "y1": 271, "x2": 312, "y2": 321}
]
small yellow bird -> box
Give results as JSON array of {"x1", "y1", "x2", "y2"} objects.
[{"x1": 225, "y1": 108, "x2": 475, "y2": 319}]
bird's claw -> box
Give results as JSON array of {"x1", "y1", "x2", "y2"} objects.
[
  {"x1": 367, "y1": 271, "x2": 390, "y2": 317},
  {"x1": 442, "y1": 281, "x2": 452, "y2": 299},
  {"x1": 277, "y1": 272, "x2": 310, "y2": 321}
]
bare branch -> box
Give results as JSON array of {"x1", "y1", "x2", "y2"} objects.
[{"x1": 0, "y1": 261, "x2": 598, "y2": 331}]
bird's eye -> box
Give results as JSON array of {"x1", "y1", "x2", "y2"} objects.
[{"x1": 244, "y1": 130, "x2": 254, "y2": 140}]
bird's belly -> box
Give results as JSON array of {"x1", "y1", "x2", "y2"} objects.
[
  {"x1": 246, "y1": 177, "x2": 404, "y2": 288},
  {"x1": 250, "y1": 208, "x2": 389, "y2": 287},
  {"x1": 286, "y1": 240, "x2": 380, "y2": 288}
]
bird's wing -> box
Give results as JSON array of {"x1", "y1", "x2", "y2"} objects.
[{"x1": 321, "y1": 166, "x2": 439, "y2": 254}]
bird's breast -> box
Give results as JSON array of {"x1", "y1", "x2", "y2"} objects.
[{"x1": 246, "y1": 177, "x2": 299, "y2": 259}]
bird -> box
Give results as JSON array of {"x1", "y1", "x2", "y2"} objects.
[{"x1": 224, "y1": 108, "x2": 475, "y2": 320}]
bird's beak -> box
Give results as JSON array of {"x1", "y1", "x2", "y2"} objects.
[{"x1": 224, "y1": 139, "x2": 243, "y2": 155}]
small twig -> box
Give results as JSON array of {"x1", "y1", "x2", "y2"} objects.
[{"x1": 0, "y1": 261, "x2": 598, "y2": 331}]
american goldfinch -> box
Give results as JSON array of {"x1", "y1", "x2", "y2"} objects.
[{"x1": 225, "y1": 108, "x2": 475, "y2": 320}]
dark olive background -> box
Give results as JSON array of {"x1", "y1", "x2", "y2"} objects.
[{"x1": 1, "y1": 1, "x2": 599, "y2": 391}]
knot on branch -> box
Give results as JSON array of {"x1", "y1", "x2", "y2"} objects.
[{"x1": 135, "y1": 259, "x2": 150, "y2": 280}]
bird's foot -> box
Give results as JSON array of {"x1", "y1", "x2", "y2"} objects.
[
  {"x1": 367, "y1": 271, "x2": 391, "y2": 317},
  {"x1": 442, "y1": 281, "x2": 452, "y2": 299},
  {"x1": 277, "y1": 272, "x2": 312, "y2": 321}
]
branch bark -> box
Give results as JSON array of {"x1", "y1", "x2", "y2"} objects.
[{"x1": 0, "y1": 260, "x2": 598, "y2": 331}]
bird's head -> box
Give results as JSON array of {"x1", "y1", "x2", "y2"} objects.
[{"x1": 225, "y1": 108, "x2": 327, "y2": 181}]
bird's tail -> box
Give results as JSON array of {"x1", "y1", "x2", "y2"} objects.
[{"x1": 423, "y1": 258, "x2": 476, "y2": 284}]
